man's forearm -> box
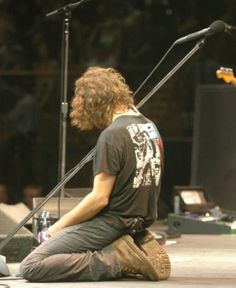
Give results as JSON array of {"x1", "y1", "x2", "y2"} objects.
[{"x1": 48, "y1": 191, "x2": 108, "y2": 237}]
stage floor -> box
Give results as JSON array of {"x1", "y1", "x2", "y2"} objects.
[{"x1": 1, "y1": 232, "x2": 236, "y2": 288}]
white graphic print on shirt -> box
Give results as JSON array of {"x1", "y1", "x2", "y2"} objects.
[{"x1": 127, "y1": 123, "x2": 161, "y2": 188}]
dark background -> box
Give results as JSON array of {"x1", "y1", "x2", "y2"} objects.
[{"x1": 0, "y1": 0, "x2": 236, "y2": 216}]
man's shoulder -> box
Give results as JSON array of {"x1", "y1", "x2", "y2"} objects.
[{"x1": 99, "y1": 124, "x2": 126, "y2": 142}]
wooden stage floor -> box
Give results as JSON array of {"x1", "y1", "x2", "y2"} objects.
[{"x1": 1, "y1": 232, "x2": 236, "y2": 288}]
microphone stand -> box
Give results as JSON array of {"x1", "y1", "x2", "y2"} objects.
[
  {"x1": 0, "y1": 38, "x2": 206, "y2": 252},
  {"x1": 57, "y1": 10, "x2": 70, "y2": 199},
  {"x1": 46, "y1": 0, "x2": 92, "y2": 200}
]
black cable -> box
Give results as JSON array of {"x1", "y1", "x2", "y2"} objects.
[
  {"x1": 133, "y1": 43, "x2": 175, "y2": 97},
  {"x1": 136, "y1": 39, "x2": 205, "y2": 109}
]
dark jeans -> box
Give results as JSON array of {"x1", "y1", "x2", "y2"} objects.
[{"x1": 20, "y1": 215, "x2": 127, "y2": 282}]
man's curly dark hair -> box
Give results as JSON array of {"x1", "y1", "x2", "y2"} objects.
[{"x1": 70, "y1": 67, "x2": 134, "y2": 130}]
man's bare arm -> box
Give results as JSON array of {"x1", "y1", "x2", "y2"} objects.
[{"x1": 47, "y1": 172, "x2": 116, "y2": 237}]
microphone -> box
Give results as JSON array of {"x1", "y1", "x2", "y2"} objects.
[
  {"x1": 225, "y1": 22, "x2": 236, "y2": 31},
  {"x1": 174, "y1": 20, "x2": 226, "y2": 45}
]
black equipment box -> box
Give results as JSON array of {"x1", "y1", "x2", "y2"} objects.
[
  {"x1": 168, "y1": 213, "x2": 236, "y2": 234},
  {"x1": 168, "y1": 186, "x2": 236, "y2": 234}
]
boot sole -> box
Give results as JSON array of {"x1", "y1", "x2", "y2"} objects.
[
  {"x1": 138, "y1": 230, "x2": 171, "y2": 280},
  {"x1": 113, "y1": 235, "x2": 161, "y2": 281}
]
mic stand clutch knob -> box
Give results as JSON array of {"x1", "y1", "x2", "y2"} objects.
[{"x1": 37, "y1": 210, "x2": 57, "y2": 243}]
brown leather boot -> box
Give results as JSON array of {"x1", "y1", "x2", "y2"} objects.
[
  {"x1": 134, "y1": 229, "x2": 171, "y2": 280},
  {"x1": 112, "y1": 234, "x2": 162, "y2": 280}
]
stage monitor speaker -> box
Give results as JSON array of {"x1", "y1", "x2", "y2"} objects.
[
  {"x1": 191, "y1": 84, "x2": 236, "y2": 210},
  {"x1": 0, "y1": 209, "x2": 37, "y2": 263}
]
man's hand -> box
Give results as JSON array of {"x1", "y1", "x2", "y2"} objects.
[{"x1": 46, "y1": 224, "x2": 61, "y2": 238}]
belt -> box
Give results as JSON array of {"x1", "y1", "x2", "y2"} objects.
[{"x1": 129, "y1": 217, "x2": 145, "y2": 235}]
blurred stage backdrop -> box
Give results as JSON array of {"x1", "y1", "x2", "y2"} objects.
[{"x1": 0, "y1": 0, "x2": 236, "y2": 217}]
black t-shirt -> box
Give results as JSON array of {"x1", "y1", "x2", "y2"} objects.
[{"x1": 93, "y1": 113, "x2": 163, "y2": 228}]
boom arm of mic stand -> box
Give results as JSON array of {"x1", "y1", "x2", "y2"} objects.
[
  {"x1": 0, "y1": 148, "x2": 95, "y2": 251},
  {"x1": 0, "y1": 38, "x2": 206, "y2": 252},
  {"x1": 46, "y1": 0, "x2": 91, "y2": 17},
  {"x1": 136, "y1": 38, "x2": 206, "y2": 109}
]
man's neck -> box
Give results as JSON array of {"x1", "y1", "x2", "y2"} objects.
[{"x1": 112, "y1": 106, "x2": 140, "y2": 122}]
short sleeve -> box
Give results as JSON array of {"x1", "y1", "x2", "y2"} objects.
[{"x1": 93, "y1": 129, "x2": 122, "y2": 176}]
